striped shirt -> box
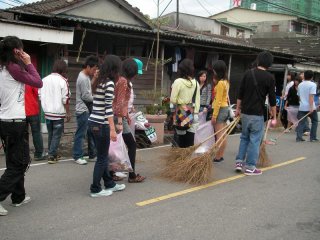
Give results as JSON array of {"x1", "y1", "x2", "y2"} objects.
[{"x1": 88, "y1": 80, "x2": 114, "y2": 124}]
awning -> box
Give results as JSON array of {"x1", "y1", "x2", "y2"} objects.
[{"x1": 0, "y1": 19, "x2": 74, "y2": 44}]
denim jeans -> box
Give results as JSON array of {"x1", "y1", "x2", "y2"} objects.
[
  {"x1": 236, "y1": 114, "x2": 264, "y2": 169},
  {"x1": 26, "y1": 115, "x2": 44, "y2": 158},
  {"x1": 73, "y1": 112, "x2": 96, "y2": 159},
  {"x1": 46, "y1": 119, "x2": 64, "y2": 157},
  {"x1": 0, "y1": 121, "x2": 30, "y2": 203},
  {"x1": 88, "y1": 122, "x2": 115, "y2": 193},
  {"x1": 296, "y1": 110, "x2": 318, "y2": 140}
]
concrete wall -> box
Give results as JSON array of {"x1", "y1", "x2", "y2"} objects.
[
  {"x1": 65, "y1": 0, "x2": 145, "y2": 26},
  {"x1": 164, "y1": 13, "x2": 220, "y2": 35},
  {"x1": 211, "y1": 8, "x2": 297, "y2": 23},
  {"x1": 247, "y1": 20, "x2": 289, "y2": 34},
  {"x1": 163, "y1": 13, "x2": 252, "y2": 38}
]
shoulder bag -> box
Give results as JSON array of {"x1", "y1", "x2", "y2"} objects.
[{"x1": 174, "y1": 81, "x2": 198, "y2": 130}]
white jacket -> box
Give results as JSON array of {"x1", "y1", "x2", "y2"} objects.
[{"x1": 39, "y1": 73, "x2": 70, "y2": 120}]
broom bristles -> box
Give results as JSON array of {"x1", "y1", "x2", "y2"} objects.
[
  {"x1": 161, "y1": 117, "x2": 240, "y2": 185},
  {"x1": 257, "y1": 142, "x2": 272, "y2": 167}
]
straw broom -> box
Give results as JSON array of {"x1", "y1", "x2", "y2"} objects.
[
  {"x1": 163, "y1": 122, "x2": 231, "y2": 167},
  {"x1": 162, "y1": 117, "x2": 240, "y2": 185},
  {"x1": 268, "y1": 112, "x2": 310, "y2": 144},
  {"x1": 257, "y1": 120, "x2": 272, "y2": 168}
]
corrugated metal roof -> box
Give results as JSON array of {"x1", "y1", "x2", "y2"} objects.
[
  {"x1": 9, "y1": 0, "x2": 85, "y2": 14},
  {"x1": 252, "y1": 37, "x2": 320, "y2": 59},
  {"x1": 57, "y1": 14, "x2": 308, "y2": 60},
  {"x1": 58, "y1": 14, "x2": 151, "y2": 32}
]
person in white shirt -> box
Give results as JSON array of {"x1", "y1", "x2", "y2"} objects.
[
  {"x1": 296, "y1": 70, "x2": 318, "y2": 142},
  {"x1": 39, "y1": 60, "x2": 71, "y2": 163}
]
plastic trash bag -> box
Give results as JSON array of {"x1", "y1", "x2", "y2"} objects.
[
  {"x1": 109, "y1": 133, "x2": 133, "y2": 172},
  {"x1": 198, "y1": 111, "x2": 207, "y2": 125},
  {"x1": 129, "y1": 112, "x2": 136, "y2": 138},
  {"x1": 194, "y1": 121, "x2": 215, "y2": 154}
]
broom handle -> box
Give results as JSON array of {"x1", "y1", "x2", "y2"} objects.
[
  {"x1": 273, "y1": 112, "x2": 310, "y2": 141},
  {"x1": 199, "y1": 117, "x2": 240, "y2": 145},
  {"x1": 216, "y1": 117, "x2": 240, "y2": 148},
  {"x1": 263, "y1": 120, "x2": 271, "y2": 141}
]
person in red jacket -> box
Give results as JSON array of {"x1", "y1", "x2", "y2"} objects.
[{"x1": 25, "y1": 85, "x2": 44, "y2": 160}]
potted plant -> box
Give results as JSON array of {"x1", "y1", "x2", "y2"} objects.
[{"x1": 141, "y1": 90, "x2": 168, "y2": 144}]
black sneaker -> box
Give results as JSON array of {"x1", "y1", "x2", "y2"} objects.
[
  {"x1": 47, "y1": 156, "x2": 58, "y2": 164},
  {"x1": 296, "y1": 138, "x2": 306, "y2": 142},
  {"x1": 310, "y1": 139, "x2": 319, "y2": 142},
  {"x1": 213, "y1": 157, "x2": 224, "y2": 163}
]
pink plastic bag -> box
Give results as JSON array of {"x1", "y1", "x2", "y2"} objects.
[{"x1": 109, "y1": 133, "x2": 133, "y2": 172}]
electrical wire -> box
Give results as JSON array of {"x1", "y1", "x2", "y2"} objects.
[
  {"x1": 0, "y1": 0, "x2": 18, "y2": 8},
  {"x1": 195, "y1": 0, "x2": 212, "y2": 16},
  {"x1": 159, "y1": 0, "x2": 173, "y2": 17}
]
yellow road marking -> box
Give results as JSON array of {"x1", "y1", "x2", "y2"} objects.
[{"x1": 136, "y1": 157, "x2": 306, "y2": 207}]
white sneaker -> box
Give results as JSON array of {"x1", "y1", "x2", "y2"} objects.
[
  {"x1": 115, "y1": 172, "x2": 128, "y2": 178},
  {"x1": 75, "y1": 158, "x2": 88, "y2": 165},
  {"x1": 0, "y1": 203, "x2": 8, "y2": 216},
  {"x1": 90, "y1": 189, "x2": 113, "y2": 198},
  {"x1": 11, "y1": 196, "x2": 31, "y2": 207},
  {"x1": 107, "y1": 184, "x2": 126, "y2": 192}
]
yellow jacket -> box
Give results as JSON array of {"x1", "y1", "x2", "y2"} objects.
[
  {"x1": 213, "y1": 80, "x2": 229, "y2": 119},
  {"x1": 170, "y1": 78, "x2": 200, "y2": 113}
]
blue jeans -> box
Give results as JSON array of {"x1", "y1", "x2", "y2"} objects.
[
  {"x1": 88, "y1": 122, "x2": 115, "y2": 193},
  {"x1": 26, "y1": 115, "x2": 44, "y2": 158},
  {"x1": 296, "y1": 110, "x2": 318, "y2": 140},
  {"x1": 236, "y1": 114, "x2": 264, "y2": 169},
  {"x1": 46, "y1": 119, "x2": 64, "y2": 157},
  {"x1": 73, "y1": 112, "x2": 96, "y2": 159}
]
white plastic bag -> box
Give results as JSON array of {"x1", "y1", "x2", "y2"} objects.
[
  {"x1": 194, "y1": 121, "x2": 215, "y2": 154},
  {"x1": 129, "y1": 112, "x2": 136, "y2": 138},
  {"x1": 198, "y1": 112, "x2": 207, "y2": 125},
  {"x1": 109, "y1": 133, "x2": 133, "y2": 172}
]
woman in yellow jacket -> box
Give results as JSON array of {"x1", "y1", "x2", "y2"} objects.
[
  {"x1": 170, "y1": 59, "x2": 200, "y2": 148},
  {"x1": 211, "y1": 60, "x2": 230, "y2": 162}
]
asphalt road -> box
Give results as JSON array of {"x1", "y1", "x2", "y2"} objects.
[{"x1": 0, "y1": 129, "x2": 319, "y2": 240}]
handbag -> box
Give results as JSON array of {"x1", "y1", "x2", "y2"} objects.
[
  {"x1": 174, "y1": 81, "x2": 198, "y2": 130},
  {"x1": 224, "y1": 81, "x2": 235, "y2": 119},
  {"x1": 251, "y1": 69, "x2": 269, "y2": 122}
]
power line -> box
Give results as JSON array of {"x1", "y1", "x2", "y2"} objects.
[
  {"x1": 159, "y1": 0, "x2": 173, "y2": 17},
  {"x1": 0, "y1": 0, "x2": 18, "y2": 8},
  {"x1": 195, "y1": 0, "x2": 212, "y2": 16}
]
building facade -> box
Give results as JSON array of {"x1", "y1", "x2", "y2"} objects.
[{"x1": 241, "y1": 0, "x2": 320, "y2": 23}]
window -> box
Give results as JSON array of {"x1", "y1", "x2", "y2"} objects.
[
  {"x1": 272, "y1": 25, "x2": 279, "y2": 32},
  {"x1": 221, "y1": 26, "x2": 229, "y2": 36},
  {"x1": 236, "y1": 29, "x2": 244, "y2": 38}
]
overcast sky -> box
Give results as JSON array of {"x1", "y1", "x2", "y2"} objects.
[{"x1": 0, "y1": 0, "x2": 232, "y2": 17}]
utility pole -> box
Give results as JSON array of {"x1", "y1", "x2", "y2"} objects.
[
  {"x1": 176, "y1": 0, "x2": 179, "y2": 28},
  {"x1": 154, "y1": 0, "x2": 160, "y2": 95}
]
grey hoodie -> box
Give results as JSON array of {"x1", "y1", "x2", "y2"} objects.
[{"x1": 75, "y1": 71, "x2": 93, "y2": 114}]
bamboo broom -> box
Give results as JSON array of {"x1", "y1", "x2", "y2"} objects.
[
  {"x1": 162, "y1": 117, "x2": 240, "y2": 185},
  {"x1": 268, "y1": 112, "x2": 310, "y2": 144},
  {"x1": 161, "y1": 121, "x2": 232, "y2": 181},
  {"x1": 257, "y1": 120, "x2": 272, "y2": 168}
]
